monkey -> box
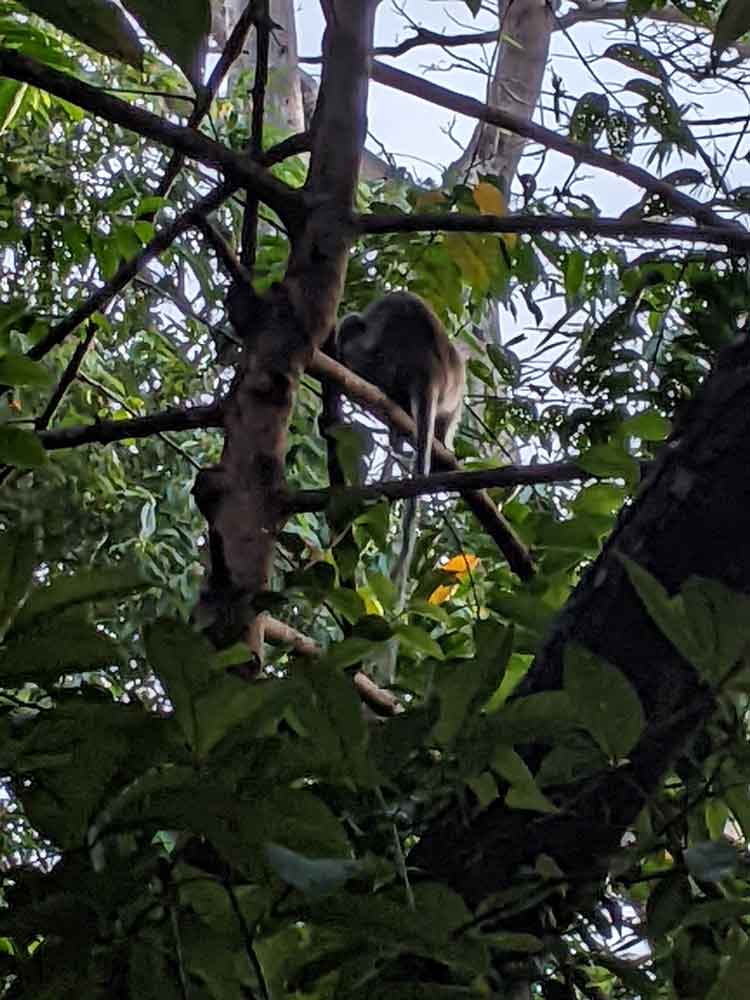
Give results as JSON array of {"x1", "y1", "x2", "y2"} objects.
[{"x1": 337, "y1": 292, "x2": 468, "y2": 611}]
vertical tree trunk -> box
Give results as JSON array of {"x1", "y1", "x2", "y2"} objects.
[{"x1": 211, "y1": 0, "x2": 305, "y2": 131}]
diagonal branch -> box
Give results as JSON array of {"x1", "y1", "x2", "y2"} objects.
[
  {"x1": 0, "y1": 47, "x2": 302, "y2": 224},
  {"x1": 370, "y1": 61, "x2": 742, "y2": 231},
  {"x1": 22, "y1": 133, "x2": 309, "y2": 367},
  {"x1": 155, "y1": 0, "x2": 261, "y2": 201},
  {"x1": 27, "y1": 180, "x2": 237, "y2": 362},
  {"x1": 308, "y1": 351, "x2": 534, "y2": 580}
]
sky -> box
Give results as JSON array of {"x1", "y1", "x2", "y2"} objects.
[{"x1": 293, "y1": 1, "x2": 749, "y2": 211}]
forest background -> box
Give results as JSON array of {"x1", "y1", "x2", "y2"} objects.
[{"x1": 2, "y1": 1, "x2": 750, "y2": 997}]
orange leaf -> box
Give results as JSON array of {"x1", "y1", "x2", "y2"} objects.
[
  {"x1": 428, "y1": 583, "x2": 458, "y2": 606},
  {"x1": 440, "y1": 553, "x2": 481, "y2": 576}
]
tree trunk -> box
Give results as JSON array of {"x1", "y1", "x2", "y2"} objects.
[{"x1": 412, "y1": 337, "x2": 750, "y2": 908}]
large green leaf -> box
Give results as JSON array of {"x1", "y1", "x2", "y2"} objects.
[
  {"x1": 0, "y1": 614, "x2": 123, "y2": 683},
  {"x1": 0, "y1": 352, "x2": 53, "y2": 387},
  {"x1": 0, "y1": 526, "x2": 37, "y2": 635},
  {"x1": 563, "y1": 643, "x2": 644, "y2": 761},
  {"x1": 122, "y1": 0, "x2": 210, "y2": 90},
  {"x1": 0, "y1": 426, "x2": 47, "y2": 468},
  {"x1": 18, "y1": 0, "x2": 144, "y2": 68},
  {"x1": 12, "y1": 565, "x2": 154, "y2": 632}
]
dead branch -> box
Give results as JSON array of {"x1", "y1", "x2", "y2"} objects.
[{"x1": 262, "y1": 615, "x2": 402, "y2": 717}]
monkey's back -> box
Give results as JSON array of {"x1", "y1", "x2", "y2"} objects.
[{"x1": 339, "y1": 292, "x2": 462, "y2": 417}]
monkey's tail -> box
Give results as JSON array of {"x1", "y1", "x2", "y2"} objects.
[{"x1": 392, "y1": 385, "x2": 436, "y2": 611}]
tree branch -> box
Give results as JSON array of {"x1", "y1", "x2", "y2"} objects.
[
  {"x1": 370, "y1": 61, "x2": 741, "y2": 230},
  {"x1": 262, "y1": 616, "x2": 402, "y2": 717},
  {"x1": 308, "y1": 351, "x2": 534, "y2": 580},
  {"x1": 155, "y1": 0, "x2": 262, "y2": 201},
  {"x1": 0, "y1": 47, "x2": 302, "y2": 225},
  {"x1": 26, "y1": 181, "x2": 237, "y2": 363},
  {"x1": 37, "y1": 405, "x2": 222, "y2": 451},
  {"x1": 357, "y1": 210, "x2": 750, "y2": 250},
  {"x1": 287, "y1": 460, "x2": 590, "y2": 512}
]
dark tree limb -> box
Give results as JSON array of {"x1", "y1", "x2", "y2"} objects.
[
  {"x1": 35, "y1": 324, "x2": 97, "y2": 430},
  {"x1": 411, "y1": 336, "x2": 750, "y2": 908},
  {"x1": 308, "y1": 351, "x2": 534, "y2": 581},
  {"x1": 37, "y1": 405, "x2": 222, "y2": 450},
  {"x1": 288, "y1": 460, "x2": 590, "y2": 512},
  {"x1": 357, "y1": 210, "x2": 750, "y2": 251},
  {"x1": 370, "y1": 61, "x2": 742, "y2": 231}
]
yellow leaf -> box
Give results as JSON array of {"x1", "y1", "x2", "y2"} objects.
[
  {"x1": 428, "y1": 583, "x2": 458, "y2": 606},
  {"x1": 357, "y1": 587, "x2": 384, "y2": 616},
  {"x1": 473, "y1": 181, "x2": 507, "y2": 217},
  {"x1": 444, "y1": 233, "x2": 490, "y2": 294},
  {"x1": 440, "y1": 553, "x2": 481, "y2": 576},
  {"x1": 414, "y1": 190, "x2": 447, "y2": 211}
]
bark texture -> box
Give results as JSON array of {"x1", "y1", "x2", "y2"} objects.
[{"x1": 412, "y1": 336, "x2": 750, "y2": 907}]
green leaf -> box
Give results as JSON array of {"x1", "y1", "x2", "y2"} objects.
[
  {"x1": 320, "y1": 636, "x2": 376, "y2": 670},
  {"x1": 619, "y1": 409, "x2": 671, "y2": 441},
  {"x1": 684, "y1": 839, "x2": 739, "y2": 882},
  {"x1": 0, "y1": 615, "x2": 123, "y2": 683},
  {"x1": 493, "y1": 746, "x2": 558, "y2": 814},
  {"x1": 265, "y1": 843, "x2": 360, "y2": 898},
  {"x1": 577, "y1": 443, "x2": 639, "y2": 485},
  {"x1": 713, "y1": 0, "x2": 750, "y2": 63},
  {"x1": 0, "y1": 527, "x2": 37, "y2": 634},
  {"x1": 13, "y1": 565, "x2": 153, "y2": 631},
  {"x1": 646, "y1": 873, "x2": 692, "y2": 940},
  {"x1": 0, "y1": 352, "x2": 54, "y2": 388},
  {"x1": 564, "y1": 250, "x2": 586, "y2": 299},
  {"x1": 327, "y1": 587, "x2": 366, "y2": 624},
  {"x1": 708, "y1": 939, "x2": 750, "y2": 1000},
  {"x1": 622, "y1": 558, "x2": 750, "y2": 681},
  {"x1": 143, "y1": 619, "x2": 212, "y2": 749},
  {"x1": 121, "y1": 0, "x2": 210, "y2": 89},
  {"x1": 392, "y1": 623, "x2": 444, "y2": 660},
  {"x1": 0, "y1": 426, "x2": 47, "y2": 469},
  {"x1": 18, "y1": 0, "x2": 144, "y2": 69},
  {"x1": 563, "y1": 644, "x2": 644, "y2": 761}
]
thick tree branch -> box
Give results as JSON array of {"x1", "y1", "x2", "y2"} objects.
[
  {"x1": 412, "y1": 336, "x2": 750, "y2": 907},
  {"x1": 288, "y1": 460, "x2": 589, "y2": 512},
  {"x1": 357, "y1": 210, "x2": 750, "y2": 251},
  {"x1": 193, "y1": 2, "x2": 380, "y2": 648},
  {"x1": 0, "y1": 47, "x2": 302, "y2": 225},
  {"x1": 370, "y1": 61, "x2": 741, "y2": 230},
  {"x1": 37, "y1": 405, "x2": 222, "y2": 450},
  {"x1": 308, "y1": 351, "x2": 534, "y2": 580}
]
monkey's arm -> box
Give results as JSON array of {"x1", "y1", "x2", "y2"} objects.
[{"x1": 310, "y1": 350, "x2": 534, "y2": 581}]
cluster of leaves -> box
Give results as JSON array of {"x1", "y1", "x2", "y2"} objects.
[
  {"x1": 3, "y1": 1, "x2": 750, "y2": 997},
  {"x1": 5, "y1": 529, "x2": 750, "y2": 998}
]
